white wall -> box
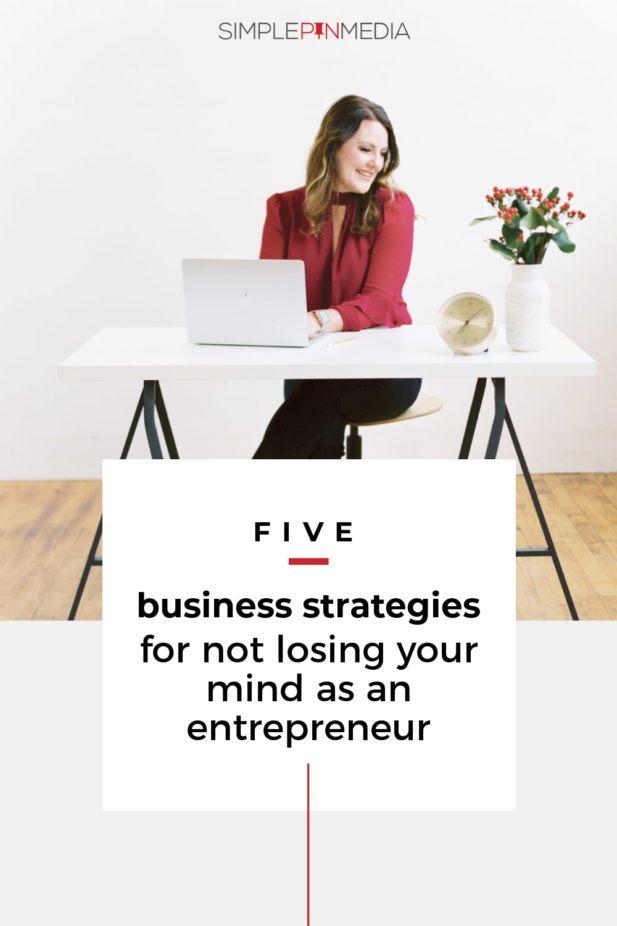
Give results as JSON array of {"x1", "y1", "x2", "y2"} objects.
[{"x1": 1, "y1": 0, "x2": 615, "y2": 478}]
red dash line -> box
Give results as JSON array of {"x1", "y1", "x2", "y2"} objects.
[
  {"x1": 289, "y1": 558, "x2": 329, "y2": 566},
  {"x1": 307, "y1": 763, "x2": 311, "y2": 926}
]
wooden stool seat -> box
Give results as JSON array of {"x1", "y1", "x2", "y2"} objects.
[
  {"x1": 349, "y1": 393, "x2": 443, "y2": 428},
  {"x1": 346, "y1": 393, "x2": 443, "y2": 458}
]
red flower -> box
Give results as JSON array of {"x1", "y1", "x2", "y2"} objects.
[{"x1": 567, "y1": 191, "x2": 574, "y2": 198}]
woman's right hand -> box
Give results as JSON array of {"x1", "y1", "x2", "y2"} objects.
[{"x1": 307, "y1": 312, "x2": 321, "y2": 336}]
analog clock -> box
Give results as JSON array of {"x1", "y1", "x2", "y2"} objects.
[{"x1": 437, "y1": 292, "x2": 496, "y2": 355}]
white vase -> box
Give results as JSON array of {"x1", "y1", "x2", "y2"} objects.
[{"x1": 505, "y1": 264, "x2": 550, "y2": 351}]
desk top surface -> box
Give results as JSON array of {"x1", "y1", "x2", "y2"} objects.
[{"x1": 58, "y1": 324, "x2": 596, "y2": 382}]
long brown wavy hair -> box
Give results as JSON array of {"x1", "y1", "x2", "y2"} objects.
[{"x1": 305, "y1": 95, "x2": 400, "y2": 236}]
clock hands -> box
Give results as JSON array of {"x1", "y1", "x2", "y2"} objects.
[{"x1": 460, "y1": 306, "x2": 486, "y2": 327}]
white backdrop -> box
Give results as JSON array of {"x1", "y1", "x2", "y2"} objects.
[{"x1": 1, "y1": 0, "x2": 615, "y2": 478}]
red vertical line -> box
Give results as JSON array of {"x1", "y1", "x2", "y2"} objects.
[{"x1": 307, "y1": 762, "x2": 311, "y2": 926}]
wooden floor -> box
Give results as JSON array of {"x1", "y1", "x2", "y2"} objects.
[
  {"x1": 1, "y1": 475, "x2": 616, "y2": 621},
  {"x1": 0, "y1": 481, "x2": 102, "y2": 621},
  {"x1": 515, "y1": 473, "x2": 617, "y2": 620}
]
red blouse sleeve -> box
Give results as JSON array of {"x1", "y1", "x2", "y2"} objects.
[
  {"x1": 334, "y1": 192, "x2": 414, "y2": 331},
  {"x1": 259, "y1": 193, "x2": 288, "y2": 259}
]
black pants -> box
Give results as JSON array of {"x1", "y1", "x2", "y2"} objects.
[{"x1": 253, "y1": 378, "x2": 422, "y2": 459}]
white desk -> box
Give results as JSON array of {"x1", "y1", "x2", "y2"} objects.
[
  {"x1": 59, "y1": 323, "x2": 595, "y2": 382},
  {"x1": 59, "y1": 323, "x2": 596, "y2": 621}
]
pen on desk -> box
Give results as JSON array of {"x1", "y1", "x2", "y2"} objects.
[{"x1": 327, "y1": 336, "x2": 359, "y2": 348}]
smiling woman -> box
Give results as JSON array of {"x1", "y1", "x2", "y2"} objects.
[
  {"x1": 336, "y1": 121, "x2": 389, "y2": 193},
  {"x1": 253, "y1": 94, "x2": 422, "y2": 459}
]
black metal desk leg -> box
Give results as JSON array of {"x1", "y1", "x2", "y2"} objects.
[
  {"x1": 67, "y1": 516, "x2": 102, "y2": 621},
  {"x1": 154, "y1": 383, "x2": 179, "y2": 459},
  {"x1": 506, "y1": 408, "x2": 580, "y2": 621},
  {"x1": 485, "y1": 378, "x2": 506, "y2": 459},
  {"x1": 456, "y1": 376, "x2": 578, "y2": 620},
  {"x1": 120, "y1": 388, "x2": 145, "y2": 459},
  {"x1": 67, "y1": 382, "x2": 172, "y2": 620},
  {"x1": 459, "y1": 378, "x2": 487, "y2": 459},
  {"x1": 143, "y1": 381, "x2": 164, "y2": 459}
]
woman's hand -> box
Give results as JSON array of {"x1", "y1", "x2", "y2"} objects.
[
  {"x1": 307, "y1": 309, "x2": 345, "y2": 335},
  {"x1": 307, "y1": 312, "x2": 321, "y2": 336}
]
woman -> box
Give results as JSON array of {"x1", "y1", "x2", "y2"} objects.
[{"x1": 253, "y1": 94, "x2": 421, "y2": 459}]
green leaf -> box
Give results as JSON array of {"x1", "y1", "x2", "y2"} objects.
[
  {"x1": 489, "y1": 238, "x2": 516, "y2": 260},
  {"x1": 519, "y1": 206, "x2": 549, "y2": 230},
  {"x1": 520, "y1": 232, "x2": 545, "y2": 264},
  {"x1": 544, "y1": 215, "x2": 566, "y2": 233},
  {"x1": 546, "y1": 187, "x2": 559, "y2": 202},
  {"x1": 513, "y1": 194, "x2": 529, "y2": 217},
  {"x1": 502, "y1": 222, "x2": 521, "y2": 246},
  {"x1": 536, "y1": 237, "x2": 551, "y2": 264},
  {"x1": 552, "y1": 230, "x2": 576, "y2": 253},
  {"x1": 470, "y1": 215, "x2": 496, "y2": 225}
]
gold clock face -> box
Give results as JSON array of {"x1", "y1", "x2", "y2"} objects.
[{"x1": 437, "y1": 293, "x2": 496, "y2": 355}]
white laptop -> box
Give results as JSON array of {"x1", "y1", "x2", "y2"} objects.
[{"x1": 182, "y1": 258, "x2": 321, "y2": 347}]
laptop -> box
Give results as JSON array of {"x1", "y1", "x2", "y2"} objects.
[{"x1": 182, "y1": 258, "x2": 323, "y2": 347}]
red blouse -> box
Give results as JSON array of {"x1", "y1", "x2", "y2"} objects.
[{"x1": 259, "y1": 186, "x2": 414, "y2": 331}]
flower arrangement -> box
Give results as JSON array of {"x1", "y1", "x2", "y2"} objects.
[{"x1": 471, "y1": 187, "x2": 586, "y2": 264}]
